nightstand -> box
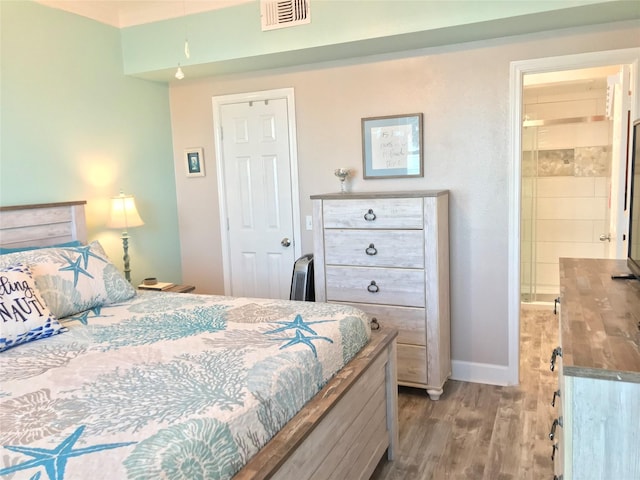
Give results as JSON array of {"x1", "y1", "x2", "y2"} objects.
[
  {"x1": 164, "y1": 284, "x2": 195, "y2": 293},
  {"x1": 138, "y1": 283, "x2": 195, "y2": 294}
]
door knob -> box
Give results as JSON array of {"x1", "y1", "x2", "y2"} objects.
[
  {"x1": 281, "y1": 237, "x2": 291, "y2": 247},
  {"x1": 599, "y1": 233, "x2": 611, "y2": 242}
]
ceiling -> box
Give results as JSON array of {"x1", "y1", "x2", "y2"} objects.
[
  {"x1": 35, "y1": 0, "x2": 252, "y2": 28},
  {"x1": 33, "y1": 1, "x2": 640, "y2": 81}
]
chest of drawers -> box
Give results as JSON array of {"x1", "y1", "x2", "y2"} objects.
[
  {"x1": 552, "y1": 258, "x2": 640, "y2": 479},
  {"x1": 311, "y1": 191, "x2": 451, "y2": 400}
]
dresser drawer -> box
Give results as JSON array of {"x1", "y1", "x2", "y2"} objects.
[
  {"x1": 322, "y1": 198, "x2": 423, "y2": 229},
  {"x1": 324, "y1": 229, "x2": 424, "y2": 268},
  {"x1": 325, "y1": 266, "x2": 425, "y2": 307},
  {"x1": 397, "y1": 344, "x2": 428, "y2": 385},
  {"x1": 337, "y1": 302, "x2": 426, "y2": 346}
]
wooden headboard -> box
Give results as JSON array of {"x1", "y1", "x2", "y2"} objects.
[{"x1": 0, "y1": 201, "x2": 87, "y2": 249}]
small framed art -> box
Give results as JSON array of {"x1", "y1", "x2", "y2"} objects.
[
  {"x1": 185, "y1": 148, "x2": 205, "y2": 177},
  {"x1": 361, "y1": 113, "x2": 423, "y2": 179}
]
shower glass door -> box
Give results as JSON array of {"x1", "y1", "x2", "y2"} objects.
[
  {"x1": 521, "y1": 115, "x2": 613, "y2": 303},
  {"x1": 521, "y1": 125, "x2": 538, "y2": 303}
]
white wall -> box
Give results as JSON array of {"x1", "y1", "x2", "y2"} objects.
[{"x1": 169, "y1": 21, "x2": 639, "y2": 383}]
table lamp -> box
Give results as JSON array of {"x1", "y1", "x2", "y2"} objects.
[{"x1": 107, "y1": 192, "x2": 144, "y2": 282}]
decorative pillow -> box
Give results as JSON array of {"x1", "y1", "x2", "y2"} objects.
[
  {"x1": 0, "y1": 263, "x2": 66, "y2": 352},
  {"x1": 0, "y1": 241, "x2": 135, "y2": 319},
  {"x1": 0, "y1": 240, "x2": 82, "y2": 255}
]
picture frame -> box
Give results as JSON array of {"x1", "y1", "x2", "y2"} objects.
[
  {"x1": 185, "y1": 148, "x2": 205, "y2": 177},
  {"x1": 361, "y1": 113, "x2": 423, "y2": 179}
]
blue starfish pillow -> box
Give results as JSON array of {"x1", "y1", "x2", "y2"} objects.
[
  {"x1": 0, "y1": 263, "x2": 67, "y2": 352},
  {"x1": 0, "y1": 241, "x2": 135, "y2": 319}
]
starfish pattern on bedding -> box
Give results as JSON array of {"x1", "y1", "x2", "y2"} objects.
[
  {"x1": 63, "y1": 310, "x2": 91, "y2": 325},
  {"x1": 275, "y1": 329, "x2": 333, "y2": 357},
  {"x1": 264, "y1": 314, "x2": 333, "y2": 335},
  {"x1": 59, "y1": 254, "x2": 93, "y2": 287},
  {"x1": 63, "y1": 306, "x2": 108, "y2": 325},
  {"x1": 0, "y1": 425, "x2": 135, "y2": 480},
  {"x1": 67, "y1": 245, "x2": 106, "y2": 268}
]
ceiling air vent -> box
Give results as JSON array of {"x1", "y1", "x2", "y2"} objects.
[{"x1": 261, "y1": 0, "x2": 310, "y2": 31}]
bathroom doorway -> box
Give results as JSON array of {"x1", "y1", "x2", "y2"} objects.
[
  {"x1": 506, "y1": 48, "x2": 640, "y2": 386},
  {"x1": 520, "y1": 65, "x2": 629, "y2": 304}
]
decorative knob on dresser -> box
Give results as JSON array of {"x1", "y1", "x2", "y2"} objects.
[
  {"x1": 550, "y1": 346, "x2": 562, "y2": 372},
  {"x1": 365, "y1": 243, "x2": 378, "y2": 256},
  {"x1": 363, "y1": 209, "x2": 377, "y2": 221},
  {"x1": 551, "y1": 443, "x2": 558, "y2": 461},
  {"x1": 549, "y1": 417, "x2": 563, "y2": 441},
  {"x1": 367, "y1": 280, "x2": 380, "y2": 293}
]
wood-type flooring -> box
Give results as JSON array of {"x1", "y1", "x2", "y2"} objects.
[{"x1": 371, "y1": 306, "x2": 557, "y2": 480}]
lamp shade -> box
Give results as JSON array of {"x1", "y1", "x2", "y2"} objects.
[{"x1": 107, "y1": 194, "x2": 144, "y2": 230}]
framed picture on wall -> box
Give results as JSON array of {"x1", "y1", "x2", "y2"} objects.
[
  {"x1": 185, "y1": 148, "x2": 205, "y2": 177},
  {"x1": 361, "y1": 113, "x2": 423, "y2": 179}
]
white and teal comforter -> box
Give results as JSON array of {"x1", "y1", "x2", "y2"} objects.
[{"x1": 0, "y1": 292, "x2": 371, "y2": 480}]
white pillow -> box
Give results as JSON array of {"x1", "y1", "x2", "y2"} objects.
[
  {"x1": 0, "y1": 241, "x2": 135, "y2": 319},
  {"x1": 0, "y1": 263, "x2": 66, "y2": 352}
]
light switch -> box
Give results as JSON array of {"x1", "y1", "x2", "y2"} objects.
[{"x1": 306, "y1": 215, "x2": 313, "y2": 230}]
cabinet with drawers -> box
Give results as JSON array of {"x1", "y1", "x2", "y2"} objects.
[
  {"x1": 551, "y1": 258, "x2": 640, "y2": 479},
  {"x1": 311, "y1": 191, "x2": 450, "y2": 400}
]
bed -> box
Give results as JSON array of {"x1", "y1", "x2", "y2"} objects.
[{"x1": 0, "y1": 200, "x2": 398, "y2": 480}]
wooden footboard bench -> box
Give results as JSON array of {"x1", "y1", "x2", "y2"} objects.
[{"x1": 236, "y1": 326, "x2": 398, "y2": 480}]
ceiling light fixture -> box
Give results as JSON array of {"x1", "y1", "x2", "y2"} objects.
[{"x1": 175, "y1": 1, "x2": 189, "y2": 80}]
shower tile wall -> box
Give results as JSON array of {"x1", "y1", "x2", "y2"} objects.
[{"x1": 522, "y1": 87, "x2": 611, "y2": 298}]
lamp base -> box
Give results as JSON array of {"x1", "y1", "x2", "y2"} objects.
[{"x1": 121, "y1": 232, "x2": 131, "y2": 283}]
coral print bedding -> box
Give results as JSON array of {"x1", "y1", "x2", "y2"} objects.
[{"x1": 0, "y1": 290, "x2": 371, "y2": 480}]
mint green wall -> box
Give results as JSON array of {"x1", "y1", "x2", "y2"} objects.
[
  {"x1": 0, "y1": 1, "x2": 182, "y2": 287},
  {"x1": 121, "y1": 0, "x2": 637, "y2": 81}
]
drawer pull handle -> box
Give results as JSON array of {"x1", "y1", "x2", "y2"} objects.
[
  {"x1": 551, "y1": 443, "x2": 558, "y2": 461},
  {"x1": 551, "y1": 389, "x2": 560, "y2": 408},
  {"x1": 370, "y1": 317, "x2": 380, "y2": 330},
  {"x1": 367, "y1": 281, "x2": 379, "y2": 293},
  {"x1": 554, "y1": 297, "x2": 560, "y2": 314},
  {"x1": 549, "y1": 417, "x2": 563, "y2": 440},
  {"x1": 364, "y1": 209, "x2": 377, "y2": 221},
  {"x1": 550, "y1": 347, "x2": 562, "y2": 372},
  {"x1": 365, "y1": 243, "x2": 378, "y2": 256}
]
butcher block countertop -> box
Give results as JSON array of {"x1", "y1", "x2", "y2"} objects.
[{"x1": 559, "y1": 258, "x2": 640, "y2": 383}]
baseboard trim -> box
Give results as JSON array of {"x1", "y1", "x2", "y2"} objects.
[{"x1": 451, "y1": 360, "x2": 514, "y2": 386}]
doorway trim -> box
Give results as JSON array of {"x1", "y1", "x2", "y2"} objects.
[
  {"x1": 508, "y1": 48, "x2": 640, "y2": 385},
  {"x1": 212, "y1": 87, "x2": 302, "y2": 295}
]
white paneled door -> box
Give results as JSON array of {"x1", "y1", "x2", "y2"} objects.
[{"x1": 217, "y1": 95, "x2": 299, "y2": 299}]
